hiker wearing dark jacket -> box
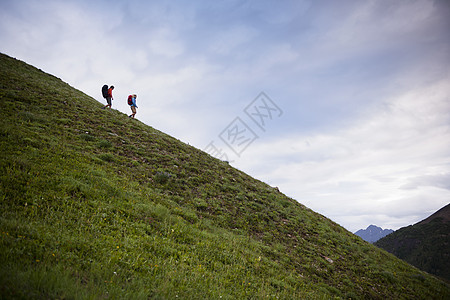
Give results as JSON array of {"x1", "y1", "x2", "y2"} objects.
[
  {"x1": 128, "y1": 94, "x2": 137, "y2": 118},
  {"x1": 103, "y1": 86, "x2": 114, "y2": 109}
]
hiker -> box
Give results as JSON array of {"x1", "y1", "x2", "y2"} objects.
[
  {"x1": 102, "y1": 85, "x2": 114, "y2": 109},
  {"x1": 128, "y1": 94, "x2": 138, "y2": 118}
]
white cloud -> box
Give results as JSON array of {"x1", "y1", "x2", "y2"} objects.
[
  {"x1": 209, "y1": 25, "x2": 258, "y2": 55},
  {"x1": 148, "y1": 27, "x2": 185, "y2": 58},
  {"x1": 235, "y1": 77, "x2": 450, "y2": 231},
  {"x1": 331, "y1": 0, "x2": 436, "y2": 46},
  {"x1": 401, "y1": 173, "x2": 450, "y2": 191}
]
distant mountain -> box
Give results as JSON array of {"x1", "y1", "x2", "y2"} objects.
[
  {"x1": 375, "y1": 203, "x2": 450, "y2": 281},
  {"x1": 354, "y1": 225, "x2": 394, "y2": 243}
]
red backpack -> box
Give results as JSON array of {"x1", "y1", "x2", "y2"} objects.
[{"x1": 127, "y1": 95, "x2": 133, "y2": 105}]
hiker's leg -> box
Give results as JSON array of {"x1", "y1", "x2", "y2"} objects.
[{"x1": 106, "y1": 97, "x2": 112, "y2": 109}]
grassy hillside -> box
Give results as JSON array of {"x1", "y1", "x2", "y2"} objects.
[
  {"x1": 375, "y1": 204, "x2": 450, "y2": 282},
  {"x1": 0, "y1": 52, "x2": 449, "y2": 299}
]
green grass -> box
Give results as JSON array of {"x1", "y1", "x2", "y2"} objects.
[{"x1": 1, "y1": 52, "x2": 449, "y2": 299}]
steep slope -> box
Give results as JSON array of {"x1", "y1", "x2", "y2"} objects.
[
  {"x1": 418, "y1": 203, "x2": 450, "y2": 225},
  {"x1": 0, "y1": 52, "x2": 449, "y2": 299},
  {"x1": 355, "y1": 225, "x2": 394, "y2": 243},
  {"x1": 375, "y1": 203, "x2": 450, "y2": 281}
]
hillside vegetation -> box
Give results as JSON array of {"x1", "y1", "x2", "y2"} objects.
[
  {"x1": 375, "y1": 204, "x2": 450, "y2": 282},
  {"x1": 1, "y1": 52, "x2": 449, "y2": 299}
]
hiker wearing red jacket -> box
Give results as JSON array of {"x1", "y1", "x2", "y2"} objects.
[{"x1": 102, "y1": 86, "x2": 114, "y2": 109}]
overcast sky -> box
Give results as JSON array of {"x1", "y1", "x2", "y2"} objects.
[{"x1": 1, "y1": 0, "x2": 449, "y2": 232}]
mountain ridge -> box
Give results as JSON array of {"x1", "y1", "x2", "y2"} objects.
[
  {"x1": 1, "y1": 52, "x2": 449, "y2": 299},
  {"x1": 418, "y1": 203, "x2": 450, "y2": 225}
]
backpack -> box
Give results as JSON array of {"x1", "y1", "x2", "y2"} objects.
[
  {"x1": 102, "y1": 85, "x2": 108, "y2": 98},
  {"x1": 127, "y1": 95, "x2": 133, "y2": 105}
]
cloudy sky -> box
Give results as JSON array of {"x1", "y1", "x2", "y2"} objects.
[{"x1": 1, "y1": 0, "x2": 449, "y2": 232}]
